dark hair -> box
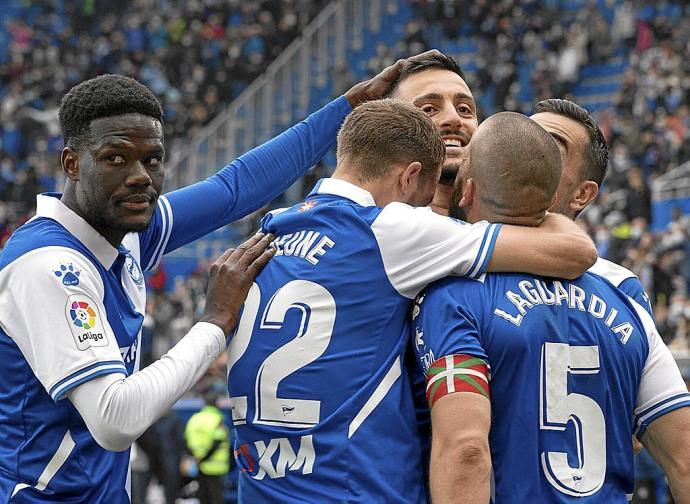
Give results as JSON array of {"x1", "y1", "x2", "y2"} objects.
[
  {"x1": 533, "y1": 98, "x2": 608, "y2": 186},
  {"x1": 388, "y1": 51, "x2": 466, "y2": 96},
  {"x1": 59, "y1": 74, "x2": 164, "y2": 150},
  {"x1": 336, "y1": 98, "x2": 445, "y2": 181}
]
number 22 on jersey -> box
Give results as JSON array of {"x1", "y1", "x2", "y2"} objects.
[{"x1": 227, "y1": 280, "x2": 335, "y2": 429}]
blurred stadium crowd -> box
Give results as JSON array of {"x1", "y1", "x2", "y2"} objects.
[{"x1": 0, "y1": 0, "x2": 688, "y2": 501}]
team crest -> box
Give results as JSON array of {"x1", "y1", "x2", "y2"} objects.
[
  {"x1": 54, "y1": 262, "x2": 81, "y2": 287},
  {"x1": 298, "y1": 201, "x2": 317, "y2": 212},
  {"x1": 125, "y1": 255, "x2": 144, "y2": 285}
]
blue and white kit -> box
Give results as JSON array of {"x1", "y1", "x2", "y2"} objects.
[
  {"x1": 0, "y1": 95, "x2": 351, "y2": 502},
  {"x1": 589, "y1": 257, "x2": 653, "y2": 318},
  {"x1": 227, "y1": 178, "x2": 501, "y2": 503},
  {"x1": 413, "y1": 270, "x2": 690, "y2": 503}
]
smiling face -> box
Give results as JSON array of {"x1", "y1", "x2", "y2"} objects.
[
  {"x1": 530, "y1": 111, "x2": 590, "y2": 218},
  {"x1": 62, "y1": 113, "x2": 165, "y2": 246},
  {"x1": 392, "y1": 68, "x2": 478, "y2": 185}
]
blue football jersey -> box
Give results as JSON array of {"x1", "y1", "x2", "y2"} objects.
[
  {"x1": 413, "y1": 272, "x2": 690, "y2": 503},
  {"x1": 0, "y1": 96, "x2": 349, "y2": 502},
  {"x1": 589, "y1": 258, "x2": 654, "y2": 320},
  {"x1": 227, "y1": 178, "x2": 501, "y2": 503}
]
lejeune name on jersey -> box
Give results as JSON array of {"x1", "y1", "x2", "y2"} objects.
[
  {"x1": 494, "y1": 277, "x2": 635, "y2": 344},
  {"x1": 273, "y1": 229, "x2": 335, "y2": 265}
]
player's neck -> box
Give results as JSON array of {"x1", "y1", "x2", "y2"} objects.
[
  {"x1": 430, "y1": 184, "x2": 453, "y2": 216},
  {"x1": 331, "y1": 171, "x2": 394, "y2": 207}
]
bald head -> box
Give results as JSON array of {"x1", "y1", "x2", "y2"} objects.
[{"x1": 452, "y1": 112, "x2": 562, "y2": 225}]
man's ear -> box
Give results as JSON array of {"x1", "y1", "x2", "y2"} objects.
[
  {"x1": 570, "y1": 180, "x2": 599, "y2": 214},
  {"x1": 399, "y1": 161, "x2": 422, "y2": 195},
  {"x1": 61, "y1": 147, "x2": 80, "y2": 182},
  {"x1": 457, "y1": 177, "x2": 475, "y2": 209}
]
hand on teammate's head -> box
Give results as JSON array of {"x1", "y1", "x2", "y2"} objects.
[{"x1": 344, "y1": 50, "x2": 445, "y2": 107}]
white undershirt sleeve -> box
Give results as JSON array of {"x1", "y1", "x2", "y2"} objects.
[{"x1": 68, "y1": 322, "x2": 225, "y2": 452}]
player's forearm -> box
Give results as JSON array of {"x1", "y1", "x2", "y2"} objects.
[
  {"x1": 488, "y1": 216, "x2": 597, "y2": 279},
  {"x1": 159, "y1": 96, "x2": 352, "y2": 253},
  {"x1": 69, "y1": 322, "x2": 224, "y2": 452},
  {"x1": 430, "y1": 441, "x2": 491, "y2": 503},
  {"x1": 206, "y1": 96, "x2": 350, "y2": 218}
]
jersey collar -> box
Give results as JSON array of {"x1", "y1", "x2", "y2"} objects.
[
  {"x1": 309, "y1": 178, "x2": 377, "y2": 207},
  {"x1": 35, "y1": 193, "x2": 120, "y2": 269}
]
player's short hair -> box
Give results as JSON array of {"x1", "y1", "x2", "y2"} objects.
[
  {"x1": 467, "y1": 111, "x2": 562, "y2": 215},
  {"x1": 533, "y1": 98, "x2": 608, "y2": 186},
  {"x1": 388, "y1": 51, "x2": 466, "y2": 96},
  {"x1": 336, "y1": 98, "x2": 445, "y2": 182},
  {"x1": 59, "y1": 74, "x2": 164, "y2": 151}
]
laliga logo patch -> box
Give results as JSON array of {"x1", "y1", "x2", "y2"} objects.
[
  {"x1": 54, "y1": 262, "x2": 81, "y2": 286},
  {"x1": 125, "y1": 255, "x2": 144, "y2": 286},
  {"x1": 70, "y1": 300, "x2": 97, "y2": 330},
  {"x1": 65, "y1": 295, "x2": 109, "y2": 350}
]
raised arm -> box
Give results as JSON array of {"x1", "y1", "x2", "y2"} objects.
[
  {"x1": 640, "y1": 407, "x2": 690, "y2": 504},
  {"x1": 140, "y1": 50, "x2": 445, "y2": 270},
  {"x1": 139, "y1": 97, "x2": 352, "y2": 270},
  {"x1": 487, "y1": 213, "x2": 597, "y2": 279}
]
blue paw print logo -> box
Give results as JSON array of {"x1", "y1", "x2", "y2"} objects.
[{"x1": 54, "y1": 263, "x2": 81, "y2": 286}]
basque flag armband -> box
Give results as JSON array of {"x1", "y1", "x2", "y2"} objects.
[{"x1": 425, "y1": 354, "x2": 490, "y2": 408}]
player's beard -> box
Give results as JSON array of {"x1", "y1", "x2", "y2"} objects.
[{"x1": 439, "y1": 162, "x2": 462, "y2": 186}]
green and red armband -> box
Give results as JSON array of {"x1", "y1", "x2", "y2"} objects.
[{"x1": 425, "y1": 354, "x2": 490, "y2": 408}]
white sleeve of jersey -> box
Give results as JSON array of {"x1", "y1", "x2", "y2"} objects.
[
  {"x1": 632, "y1": 300, "x2": 690, "y2": 437},
  {"x1": 371, "y1": 202, "x2": 501, "y2": 299},
  {"x1": 0, "y1": 247, "x2": 126, "y2": 401},
  {"x1": 588, "y1": 258, "x2": 637, "y2": 286},
  {"x1": 68, "y1": 321, "x2": 225, "y2": 452}
]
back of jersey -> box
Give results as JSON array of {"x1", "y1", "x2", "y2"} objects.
[
  {"x1": 227, "y1": 196, "x2": 423, "y2": 503},
  {"x1": 415, "y1": 272, "x2": 690, "y2": 503}
]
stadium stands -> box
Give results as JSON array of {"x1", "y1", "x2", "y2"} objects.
[{"x1": 0, "y1": 1, "x2": 688, "y2": 501}]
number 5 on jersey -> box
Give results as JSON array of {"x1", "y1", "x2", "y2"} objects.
[{"x1": 540, "y1": 342, "x2": 606, "y2": 497}]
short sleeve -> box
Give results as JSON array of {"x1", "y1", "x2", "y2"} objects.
[
  {"x1": 371, "y1": 203, "x2": 501, "y2": 299},
  {"x1": 411, "y1": 278, "x2": 489, "y2": 370},
  {"x1": 0, "y1": 247, "x2": 127, "y2": 401},
  {"x1": 618, "y1": 277, "x2": 654, "y2": 320},
  {"x1": 411, "y1": 278, "x2": 491, "y2": 407},
  {"x1": 632, "y1": 301, "x2": 690, "y2": 438}
]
